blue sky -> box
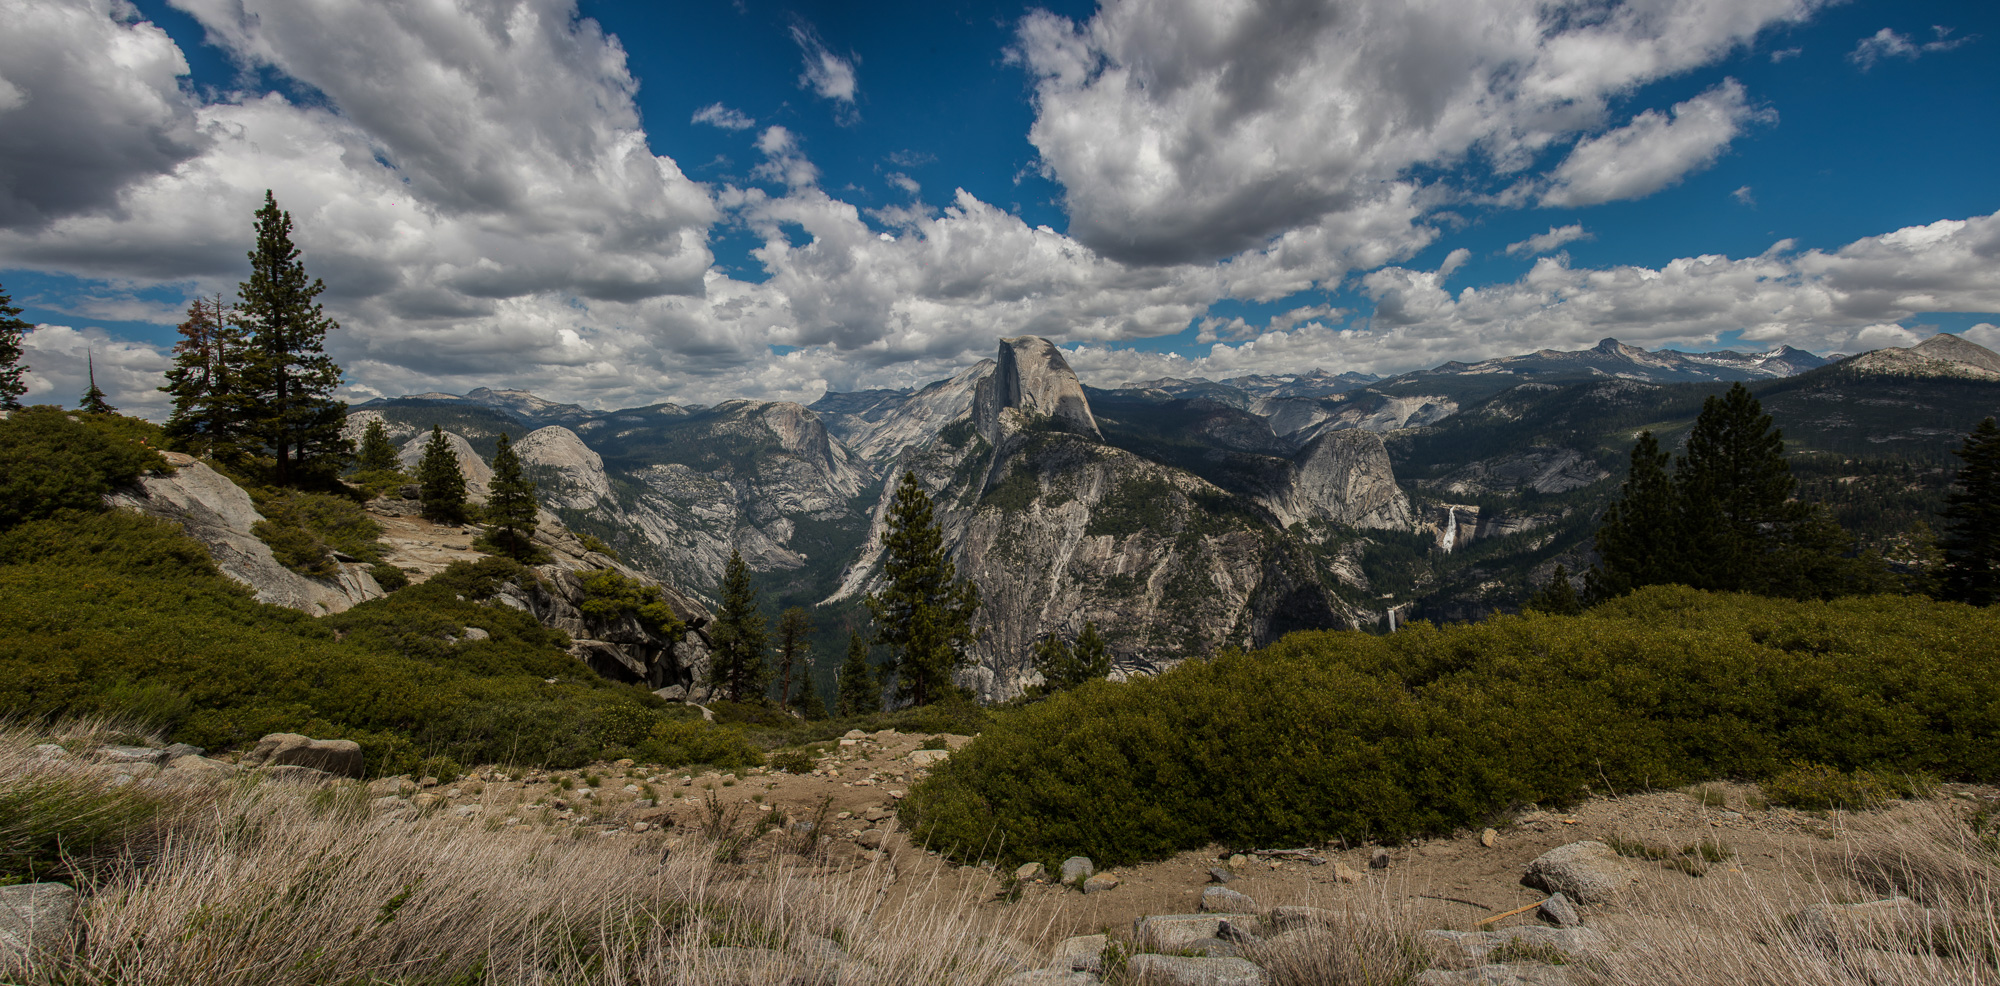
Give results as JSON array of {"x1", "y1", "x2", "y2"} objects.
[{"x1": 1, "y1": 0, "x2": 1995, "y2": 416}]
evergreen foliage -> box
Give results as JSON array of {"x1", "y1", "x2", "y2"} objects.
[
  {"x1": 77, "y1": 353, "x2": 115, "y2": 414},
  {"x1": 837, "y1": 632, "x2": 880, "y2": 716},
  {"x1": 0, "y1": 408, "x2": 166, "y2": 529},
  {"x1": 773, "y1": 606, "x2": 813, "y2": 707},
  {"x1": 1589, "y1": 384, "x2": 1887, "y2": 602},
  {"x1": 249, "y1": 489, "x2": 386, "y2": 577},
  {"x1": 866, "y1": 471, "x2": 981, "y2": 706},
  {"x1": 789, "y1": 669, "x2": 829, "y2": 720},
  {"x1": 1524, "y1": 565, "x2": 1584, "y2": 616},
  {"x1": 417, "y1": 425, "x2": 469, "y2": 524},
  {"x1": 480, "y1": 432, "x2": 541, "y2": 561},
  {"x1": 1033, "y1": 621, "x2": 1112, "y2": 691},
  {"x1": 230, "y1": 191, "x2": 350, "y2": 485},
  {"x1": 0, "y1": 280, "x2": 29, "y2": 409},
  {"x1": 908, "y1": 586, "x2": 2000, "y2": 869},
  {"x1": 160, "y1": 295, "x2": 240, "y2": 455},
  {"x1": 1938, "y1": 417, "x2": 2000, "y2": 605},
  {"x1": 576, "y1": 570, "x2": 684, "y2": 640},
  {"x1": 356, "y1": 417, "x2": 400, "y2": 474},
  {"x1": 706, "y1": 550, "x2": 770, "y2": 703}
]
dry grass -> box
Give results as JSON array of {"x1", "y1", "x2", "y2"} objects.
[
  {"x1": 13, "y1": 719, "x2": 2000, "y2": 986},
  {"x1": 0, "y1": 724, "x2": 1039, "y2": 986}
]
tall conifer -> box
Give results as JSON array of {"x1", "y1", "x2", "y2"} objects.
[
  {"x1": 866, "y1": 471, "x2": 981, "y2": 707},
  {"x1": 836, "y1": 632, "x2": 880, "y2": 716},
  {"x1": 0, "y1": 281, "x2": 30, "y2": 409},
  {"x1": 417, "y1": 425, "x2": 468, "y2": 524},
  {"x1": 1587, "y1": 431, "x2": 1678, "y2": 601},
  {"x1": 483, "y1": 432, "x2": 540, "y2": 560},
  {"x1": 161, "y1": 295, "x2": 241, "y2": 454},
  {"x1": 234, "y1": 191, "x2": 349, "y2": 485},
  {"x1": 706, "y1": 549, "x2": 770, "y2": 703},
  {"x1": 1939, "y1": 417, "x2": 2000, "y2": 605},
  {"x1": 355, "y1": 418, "x2": 400, "y2": 474},
  {"x1": 77, "y1": 352, "x2": 115, "y2": 414},
  {"x1": 773, "y1": 606, "x2": 814, "y2": 707}
]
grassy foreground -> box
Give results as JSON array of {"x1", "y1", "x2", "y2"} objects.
[{"x1": 909, "y1": 586, "x2": 2000, "y2": 869}]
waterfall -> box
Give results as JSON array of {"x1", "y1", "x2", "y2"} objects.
[{"x1": 1439, "y1": 506, "x2": 1459, "y2": 554}]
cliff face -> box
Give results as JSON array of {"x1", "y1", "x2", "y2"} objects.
[
  {"x1": 106, "y1": 452, "x2": 385, "y2": 615},
  {"x1": 815, "y1": 361, "x2": 995, "y2": 463},
  {"x1": 1262, "y1": 429, "x2": 1413, "y2": 531},
  {"x1": 395, "y1": 429, "x2": 495, "y2": 497},
  {"x1": 832, "y1": 337, "x2": 1401, "y2": 700},
  {"x1": 974, "y1": 337, "x2": 1102, "y2": 441}
]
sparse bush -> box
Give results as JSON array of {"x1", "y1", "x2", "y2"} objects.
[
  {"x1": 766, "y1": 749, "x2": 816, "y2": 774},
  {"x1": 368, "y1": 562, "x2": 410, "y2": 592},
  {"x1": 634, "y1": 719, "x2": 763, "y2": 772}
]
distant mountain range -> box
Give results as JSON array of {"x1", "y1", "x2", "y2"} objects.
[{"x1": 350, "y1": 332, "x2": 2000, "y2": 697}]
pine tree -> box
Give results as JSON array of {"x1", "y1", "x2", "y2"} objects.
[
  {"x1": 1673, "y1": 383, "x2": 1799, "y2": 592},
  {"x1": 77, "y1": 352, "x2": 115, "y2": 414},
  {"x1": 1524, "y1": 564, "x2": 1584, "y2": 616},
  {"x1": 773, "y1": 606, "x2": 814, "y2": 706},
  {"x1": 417, "y1": 425, "x2": 468, "y2": 524},
  {"x1": 836, "y1": 632, "x2": 880, "y2": 716},
  {"x1": 1033, "y1": 622, "x2": 1114, "y2": 691},
  {"x1": 790, "y1": 674, "x2": 829, "y2": 720},
  {"x1": 482, "y1": 432, "x2": 540, "y2": 560},
  {"x1": 1938, "y1": 417, "x2": 2000, "y2": 605},
  {"x1": 160, "y1": 295, "x2": 243, "y2": 455},
  {"x1": 1586, "y1": 431, "x2": 1678, "y2": 601},
  {"x1": 866, "y1": 471, "x2": 981, "y2": 707},
  {"x1": 233, "y1": 190, "x2": 349, "y2": 485},
  {"x1": 0, "y1": 281, "x2": 31, "y2": 409},
  {"x1": 355, "y1": 417, "x2": 400, "y2": 474},
  {"x1": 706, "y1": 549, "x2": 770, "y2": 703}
]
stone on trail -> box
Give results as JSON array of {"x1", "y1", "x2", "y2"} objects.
[
  {"x1": 1370, "y1": 848, "x2": 1391, "y2": 869},
  {"x1": 1200, "y1": 886, "x2": 1257, "y2": 913},
  {"x1": 1264, "y1": 906, "x2": 1338, "y2": 933},
  {"x1": 1208, "y1": 866, "x2": 1236, "y2": 884},
  {"x1": 1538, "y1": 892, "x2": 1580, "y2": 928},
  {"x1": 1015, "y1": 861, "x2": 1049, "y2": 883},
  {"x1": 1082, "y1": 872, "x2": 1120, "y2": 894},
  {"x1": 1126, "y1": 954, "x2": 1267, "y2": 985},
  {"x1": 1520, "y1": 841, "x2": 1639, "y2": 904},
  {"x1": 1134, "y1": 915, "x2": 1262, "y2": 954},
  {"x1": 1481, "y1": 828, "x2": 1499, "y2": 848},
  {"x1": 1333, "y1": 862, "x2": 1366, "y2": 884},
  {"x1": 1000, "y1": 972, "x2": 1099, "y2": 986},
  {"x1": 855, "y1": 829, "x2": 886, "y2": 850},
  {"x1": 1050, "y1": 934, "x2": 1107, "y2": 972},
  {"x1": 0, "y1": 883, "x2": 77, "y2": 977},
  {"x1": 240, "y1": 732, "x2": 364, "y2": 778},
  {"x1": 1061, "y1": 856, "x2": 1095, "y2": 883},
  {"x1": 843, "y1": 729, "x2": 867, "y2": 739}
]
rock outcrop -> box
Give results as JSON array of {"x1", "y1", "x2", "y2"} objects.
[
  {"x1": 239, "y1": 733, "x2": 365, "y2": 777},
  {"x1": 975, "y1": 337, "x2": 1101, "y2": 441},
  {"x1": 815, "y1": 361, "x2": 996, "y2": 463},
  {"x1": 514, "y1": 425, "x2": 613, "y2": 510},
  {"x1": 397, "y1": 430, "x2": 494, "y2": 497},
  {"x1": 106, "y1": 453, "x2": 385, "y2": 616},
  {"x1": 1841, "y1": 332, "x2": 2000, "y2": 380},
  {"x1": 1262, "y1": 429, "x2": 1412, "y2": 530}
]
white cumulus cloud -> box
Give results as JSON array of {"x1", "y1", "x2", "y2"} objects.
[
  {"x1": 1541, "y1": 80, "x2": 1773, "y2": 208},
  {"x1": 691, "y1": 102, "x2": 755, "y2": 130},
  {"x1": 1505, "y1": 224, "x2": 1592, "y2": 258}
]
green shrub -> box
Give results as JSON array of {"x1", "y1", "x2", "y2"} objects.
[
  {"x1": 0, "y1": 408, "x2": 166, "y2": 529},
  {"x1": 766, "y1": 749, "x2": 817, "y2": 774},
  {"x1": 919, "y1": 735, "x2": 948, "y2": 751},
  {"x1": 908, "y1": 586, "x2": 2000, "y2": 867},
  {"x1": 708, "y1": 700, "x2": 793, "y2": 728},
  {"x1": 250, "y1": 489, "x2": 386, "y2": 576},
  {"x1": 634, "y1": 720, "x2": 763, "y2": 771},
  {"x1": 576, "y1": 569, "x2": 683, "y2": 637},
  {"x1": 369, "y1": 563, "x2": 411, "y2": 592},
  {"x1": 1763, "y1": 763, "x2": 1927, "y2": 811}
]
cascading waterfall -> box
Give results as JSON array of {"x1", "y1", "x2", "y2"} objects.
[{"x1": 1440, "y1": 506, "x2": 1459, "y2": 554}]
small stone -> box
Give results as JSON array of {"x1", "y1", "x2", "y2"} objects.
[
  {"x1": 1227, "y1": 853, "x2": 1250, "y2": 870},
  {"x1": 844, "y1": 729, "x2": 867, "y2": 739},
  {"x1": 1050, "y1": 934, "x2": 1107, "y2": 972},
  {"x1": 624, "y1": 784, "x2": 640, "y2": 793},
  {"x1": 1208, "y1": 866, "x2": 1236, "y2": 884},
  {"x1": 1265, "y1": 906, "x2": 1337, "y2": 933},
  {"x1": 1333, "y1": 862, "x2": 1365, "y2": 884},
  {"x1": 632, "y1": 799, "x2": 655, "y2": 809},
  {"x1": 856, "y1": 829, "x2": 887, "y2": 850},
  {"x1": 420, "y1": 776, "x2": 440, "y2": 788},
  {"x1": 29, "y1": 744, "x2": 66, "y2": 760},
  {"x1": 1539, "y1": 892, "x2": 1581, "y2": 928},
  {"x1": 1060, "y1": 856, "x2": 1095, "y2": 883},
  {"x1": 98, "y1": 745, "x2": 168, "y2": 766},
  {"x1": 0, "y1": 883, "x2": 78, "y2": 977},
  {"x1": 447, "y1": 788, "x2": 462, "y2": 798},
  {"x1": 1015, "y1": 861, "x2": 1049, "y2": 884},
  {"x1": 1201, "y1": 886, "x2": 1258, "y2": 913},
  {"x1": 1481, "y1": 828, "x2": 1499, "y2": 848},
  {"x1": 1125, "y1": 955, "x2": 1265, "y2": 986},
  {"x1": 1370, "y1": 848, "x2": 1391, "y2": 869},
  {"x1": 1081, "y1": 872, "x2": 1120, "y2": 894},
  {"x1": 889, "y1": 789, "x2": 907, "y2": 799},
  {"x1": 1522, "y1": 841, "x2": 1641, "y2": 904},
  {"x1": 632, "y1": 822, "x2": 650, "y2": 833},
  {"x1": 864, "y1": 806, "x2": 890, "y2": 822},
  {"x1": 836, "y1": 811, "x2": 853, "y2": 820}
]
